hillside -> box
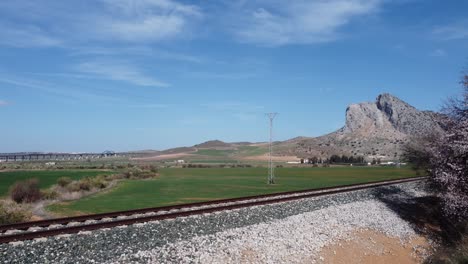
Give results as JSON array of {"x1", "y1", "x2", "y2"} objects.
[
  {"x1": 275, "y1": 93, "x2": 444, "y2": 160},
  {"x1": 194, "y1": 140, "x2": 234, "y2": 149},
  {"x1": 136, "y1": 93, "x2": 442, "y2": 162}
]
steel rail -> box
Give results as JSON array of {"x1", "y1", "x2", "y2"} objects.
[{"x1": 0, "y1": 176, "x2": 426, "y2": 244}]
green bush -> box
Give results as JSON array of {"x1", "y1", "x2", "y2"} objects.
[
  {"x1": 90, "y1": 176, "x2": 108, "y2": 189},
  {"x1": 9, "y1": 179, "x2": 42, "y2": 203},
  {"x1": 0, "y1": 200, "x2": 32, "y2": 225},
  {"x1": 149, "y1": 165, "x2": 159, "y2": 173},
  {"x1": 65, "y1": 182, "x2": 81, "y2": 192},
  {"x1": 41, "y1": 189, "x2": 58, "y2": 200},
  {"x1": 57, "y1": 177, "x2": 72, "y2": 187},
  {"x1": 78, "y1": 178, "x2": 92, "y2": 191}
]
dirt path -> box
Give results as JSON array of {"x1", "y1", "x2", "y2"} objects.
[{"x1": 317, "y1": 229, "x2": 432, "y2": 264}]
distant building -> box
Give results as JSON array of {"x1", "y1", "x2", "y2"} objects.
[
  {"x1": 45, "y1": 162, "x2": 56, "y2": 166},
  {"x1": 287, "y1": 161, "x2": 300, "y2": 164},
  {"x1": 176, "y1": 160, "x2": 185, "y2": 164}
]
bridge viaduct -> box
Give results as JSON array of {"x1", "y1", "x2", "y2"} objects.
[{"x1": 0, "y1": 152, "x2": 121, "y2": 162}]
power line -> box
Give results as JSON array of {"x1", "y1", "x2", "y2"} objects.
[{"x1": 266, "y1": 113, "x2": 278, "y2": 184}]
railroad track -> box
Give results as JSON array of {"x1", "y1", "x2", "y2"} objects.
[{"x1": 0, "y1": 176, "x2": 427, "y2": 244}]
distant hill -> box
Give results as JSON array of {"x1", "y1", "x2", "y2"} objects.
[
  {"x1": 194, "y1": 140, "x2": 234, "y2": 149},
  {"x1": 274, "y1": 93, "x2": 444, "y2": 160},
  {"x1": 136, "y1": 93, "x2": 443, "y2": 162}
]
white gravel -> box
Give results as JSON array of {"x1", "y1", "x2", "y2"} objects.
[{"x1": 114, "y1": 199, "x2": 420, "y2": 264}]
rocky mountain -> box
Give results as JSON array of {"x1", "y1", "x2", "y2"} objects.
[{"x1": 275, "y1": 93, "x2": 444, "y2": 160}]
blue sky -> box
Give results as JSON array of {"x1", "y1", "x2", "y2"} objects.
[{"x1": 1, "y1": 0, "x2": 467, "y2": 153}]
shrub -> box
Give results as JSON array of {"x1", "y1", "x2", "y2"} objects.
[
  {"x1": 41, "y1": 189, "x2": 58, "y2": 200},
  {"x1": 57, "y1": 177, "x2": 72, "y2": 187},
  {"x1": 0, "y1": 200, "x2": 32, "y2": 225},
  {"x1": 66, "y1": 182, "x2": 81, "y2": 192},
  {"x1": 90, "y1": 176, "x2": 108, "y2": 189},
  {"x1": 9, "y1": 179, "x2": 42, "y2": 203},
  {"x1": 78, "y1": 178, "x2": 92, "y2": 191},
  {"x1": 149, "y1": 165, "x2": 158, "y2": 173}
]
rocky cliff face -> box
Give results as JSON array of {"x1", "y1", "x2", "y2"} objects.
[
  {"x1": 376, "y1": 93, "x2": 444, "y2": 136},
  {"x1": 277, "y1": 93, "x2": 444, "y2": 160},
  {"x1": 341, "y1": 93, "x2": 443, "y2": 138}
]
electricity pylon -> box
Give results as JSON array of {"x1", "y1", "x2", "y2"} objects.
[{"x1": 266, "y1": 113, "x2": 278, "y2": 184}]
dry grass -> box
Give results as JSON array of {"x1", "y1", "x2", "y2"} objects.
[
  {"x1": 9, "y1": 178, "x2": 42, "y2": 203},
  {"x1": 0, "y1": 200, "x2": 32, "y2": 224}
]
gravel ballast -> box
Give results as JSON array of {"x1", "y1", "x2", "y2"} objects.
[{"x1": 0, "y1": 181, "x2": 430, "y2": 264}]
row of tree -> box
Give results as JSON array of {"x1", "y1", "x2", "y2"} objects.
[{"x1": 301, "y1": 155, "x2": 366, "y2": 164}]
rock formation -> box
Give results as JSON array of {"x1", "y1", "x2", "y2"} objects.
[{"x1": 277, "y1": 93, "x2": 444, "y2": 160}]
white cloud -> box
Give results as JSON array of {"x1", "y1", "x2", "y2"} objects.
[
  {"x1": 186, "y1": 71, "x2": 257, "y2": 79},
  {"x1": 232, "y1": 0, "x2": 382, "y2": 46},
  {"x1": 0, "y1": 24, "x2": 62, "y2": 48},
  {"x1": 85, "y1": 0, "x2": 202, "y2": 43},
  {"x1": 433, "y1": 21, "x2": 468, "y2": 40},
  {"x1": 76, "y1": 60, "x2": 169, "y2": 87},
  {"x1": 0, "y1": 74, "x2": 124, "y2": 103},
  {"x1": 0, "y1": 0, "x2": 202, "y2": 47},
  {"x1": 70, "y1": 46, "x2": 205, "y2": 63},
  {"x1": 430, "y1": 49, "x2": 447, "y2": 57},
  {"x1": 0, "y1": 100, "x2": 10, "y2": 106}
]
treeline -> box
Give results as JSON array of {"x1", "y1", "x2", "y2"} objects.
[
  {"x1": 301, "y1": 155, "x2": 366, "y2": 164},
  {"x1": 181, "y1": 164, "x2": 253, "y2": 168}
]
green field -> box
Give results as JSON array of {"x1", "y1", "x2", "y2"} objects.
[
  {"x1": 194, "y1": 149, "x2": 236, "y2": 156},
  {"x1": 49, "y1": 167, "x2": 419, "y2": 216},
  {"x1": 0, "y1": 170, "x2": 114, "y2": 196},
  {"x1": 186, "y1": 146, "x2": 269, "y2": 163}
]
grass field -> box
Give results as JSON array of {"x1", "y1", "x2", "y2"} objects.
[
  {"x1": 0, "y1": 170, "x2": 114, "y2": 197},
  {"x1": 48, "y1": 166, "x2": 419, "y2": 216},
  {"x1": 194, "y1": 149, "x2": 236, "y2": 156},
  {"x1": 185, "y1": 146, "x2": 269, "y2": 163}
]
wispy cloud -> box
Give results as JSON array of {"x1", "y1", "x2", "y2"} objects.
[
  {"x1": 0, "y1": 0, "x2": 202, "y2": 48},
  {"x1": 70, "y1": 46, "x2": 205, "y2": 64},
  {"x1": 0, "y1": 24, "x2": 62, "y2": 48},
  {"x1": 75, "y1": 60, "x2": 169, "y2": 87},
  {"x1": 433, "y1": 20, "x2": 468, "y2": 40},
  {"x1": 0, "y1": 74, "x2": 125, "y2": 104},
  {"x1": 430, "y1": 49, "x2": 447, "y2": 57},
  {"x1": 186, "y1": 71, "x2": 257, "y2": 80},
  {"x1": 230, "y1": 0, "x2": 382, "y2": 46},
  {"x1": 75, "y1": 0, "x2": 202, "y2": 43},
  {"x1": 0, "y1": 100, "x2": 10, "y2": 106}
]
